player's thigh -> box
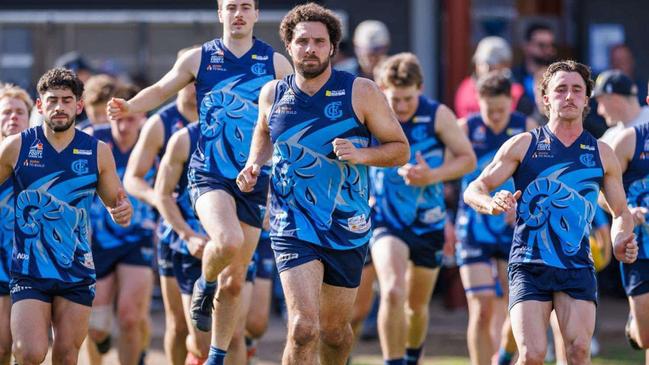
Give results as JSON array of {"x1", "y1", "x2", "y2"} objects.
[
  {"x1": 629, "y1": 291, "x2": 649, "y2": 337},
  {"x1": 116, "y1": 264, "x2": 153, "y2": 318},
  {"x1": 553, "y1": 291, "x2": 596, "y2": 345},
  {"x1": 406, "y1": 265, "x2": 439, "y2": 311},
  {"x1": 92, "y1": 272, "x2": 116, "y2": 306},
  {"x1": 195, "y1": 189, "x2": 241, "y2": 244},
  {"x1": 11, "y1": 299, "x2": 51, "y2": 355},
  {"x1": 353, "y1": 264, "x2": 376, "y2": 320},
  {"x1": 370, "y1": 235, "x2": 409, "y2": 291},
  {"x1": 247, "y1": 278, "x2": 272, "y2": 326},
  {"x1": 0, "y1": 295, "x2": 11, "y2": 347},
  {"x1": 495, "y1": 259, "x2": 510, "y2": 298},
  {"x1": 509, "y1": 300, "x2": 552, "y2": 351},
  {"x1": 279, "y1": 259, "x2": 324, "y2": 323},
  {"x1": 160, "y1": 274, "x2": 185, "y2": 325},
  {"x1": 460, "y1": 261, "x2": 498, "y2": 295},
  {"x1": 51, "y1": 296, "x2": 92, "y2": 351},
  {"x1": 320, "y1": 282, "x2": 358, "y2": 332}
]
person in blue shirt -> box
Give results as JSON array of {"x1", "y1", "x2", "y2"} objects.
[
  {"x1": 456, "y1": 71, "x2": 535, "y2": 365},
  {"x1": 0, "y1": 67, "x2": 132, "y2": 365},
  {"x1": 237, "y1": 4, "x2": 410, "y2": 364},
  {"x1": 107, "y1": 1, "x2": 292, "y2": 363},
  {"x1": 87, "y1": 83, "x2": 155, "y2": 365},
  {"x1": 464, "y1": 60, "x2": 638, "y2": 364},
  {"x1": 123, "y1": 46, "x2": 198, "y2": 365},
  {"x1": 0, "y1": 84, "x2": 32, "y2": 365},
  {"x1": 369, "y1": 53, "x2": 476, "y2": 365},
  {"x1": 611, "y1": 122, "x2": 649, "y2": 359}
]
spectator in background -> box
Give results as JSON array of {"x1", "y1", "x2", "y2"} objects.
[
  {"x1": 512, "y1": 23, "x2": 557, "y2": 101},
  {"x1": 454, "y1": 36, "x2": 529, "y2": 119},
  {"x1": 335, "y1": 20, "x2": 390, "y2": 80},
  {"x1": 595, "y1": 70, "x2": 649, "y2": 145},
  {"x1": 77, "y1": 74, "x2": 118, "y2": 130},
  {"x1": 609, "y1": 44, "x2": 648, "y2": 104}
]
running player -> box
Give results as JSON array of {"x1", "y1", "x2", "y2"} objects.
[
  {"x1": 154, "y1": 122, "x2": 211, "y2": 364},
  {"x1": 88, "y1": 84, "x2": 155, "y2": 365},
  {"x1": 0, "y1": 67, "x2": 132, "y2": 365},
  {"x1": 455, "y1": 71, "x2": 535, "y2": 365},
  {"x1": 368, "y1": 53, "x2": 476, "y2": 365},
  {"x1": 107, "y1": 1, "x2": 292, "y2": 362},
  {"x1": 0, "y1": 84, "x2": 32, "y2": 365},
  {"x1": 123, "y1": 46, "x2": 198, "y2": 365},
  {"x1": 237, "y1": 4, "x2": 410, "y2": 363},
  {"x1": 611, "y1": 122, "x2": 649, "y2": 361},
  {"x1": 463, "y1": 60, "x2": 638, "y2": 364}
]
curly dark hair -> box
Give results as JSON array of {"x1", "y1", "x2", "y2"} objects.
[
  {"x1": 279, "y1": 3, "x2": 342, "y2": 57},
  {"x1": 540, "y1": 60, "x2": 593, "y2": 119},
  {"x1": 37, "y1": 67, "x2": 84, "y2": 99}
]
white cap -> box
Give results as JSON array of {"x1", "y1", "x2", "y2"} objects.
[
  {"x1": 473, "y1": 36, "x2": 512, "y2": 65},
  {"x1": 353, "y1": 20, "x2": 390, "y2": 50}
]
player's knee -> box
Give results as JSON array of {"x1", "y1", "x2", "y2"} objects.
[
  {"x1": 214, "y1": 230, "x2": 244, "y2": 255},
  {"x1": 52, "y1": 347, "x2": 82, "y2": 365},
  {"x1": 380, "y1": 285, "x2": 406, "y2": 308},
  {"x1": 246, "y1": 318, "x2": 268, "y2": 339},
  {"x1": 288, "y1": 316, "x2": 319, "y2": 347},
  {"x1": 117, "y1": 303, "x2": 141, "y2": 331},
  {"x1": 469, "y1": 297, "x2": 493, "y2": 327},
  {"x1": 565, "y1": 337, "x2": 590, "y2": 362},
  {"x1": 14, "y1": 341, "x2": 47, "y2": 365},
  {"x1": 219, "y1": 273, "x2": 245, "y2": 297},
  {"x1": 320, "y1": 321, "x2": 351, "y2": 348},
  {"x1": 518, "y1": 346, "x2": 546, "y2": 365}
]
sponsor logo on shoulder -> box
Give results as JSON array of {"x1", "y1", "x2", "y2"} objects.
[
  {"x1": 210, "y1": 55, "x2": 224, "y2": 64},
  {"x1": 507, "y1": 128, "x2": 524, "y2": 136},
  {"x1": 579, "y1": 144, "x2": 596, "y2": 151},
  {"x1": 73, "y1": 148, "x2": 93, "y2": 155},
  {"x1": 325, "y1": 89, "x2": 346, "y2": 97},
  {"x1": 251, "y1": 54, "x2": 269, "y2": 61},
  {"x1": 28, "y1": 139, "x2": 44, "y2": 159},
  {"x1": 413, "y1": 115, "x2": 431, "y2": 123}
]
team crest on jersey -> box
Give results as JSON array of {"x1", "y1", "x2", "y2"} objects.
[
  {"x1": 472, "y1": 126, "x2": 486, "y2": 142},
  {"x1": 411, "y1": 125, "x2": 428, "y2": 142},
  {"x1": 71, "y1": 159, "x2": 89, "y2": 175},
  {"x1": 324, "y1": 101, "x2": 343, "y2": 120},
  {"x1": 251, "y1": 63, "x2": 266, "y2": 76},
  {"x1": 28, "y1": 139, "x2": 44, "y2": 159},
  {"x1": 579, "y1": 153, "x2": 595, "y2": 167}
]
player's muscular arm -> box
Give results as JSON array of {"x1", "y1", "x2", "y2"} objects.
[
  {"x1": 0, "y1": 135, "x2": 21, "y2": 184},
  {"x1": 431, "y1": 106, "x2": 476, "y2": 182},
  {"x1": 108, "y1": 47, "x2": 200, "y2": 119},
  {"x1": 464, "y1": 133, "x2": 531, "y2": 215},
  {"x1": 349, "y1": 78, "x2": 410, "y2": 167},
  {"x1": 599, "y1": 140, "x2": 638, "y2": 264},
  {"x1": 273, "y1": 53, "x2": 294, "y2": 80},
  {"x1": 96, "y1": 141, "x2": 132, "y2": 226},
  {"x1": 237, "y1": 81, "x2": 277, "y2": 192},
  {"x1": 124, "y1": 115, "x2": 164, "y2": 207}
]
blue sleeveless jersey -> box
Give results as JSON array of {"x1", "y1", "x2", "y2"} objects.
[
  {"x1": 370, "y1": 96, "x2": 446, "y2": 234},
  {"x1": 11, "y1": 127, "x2": 97, "y2": 282},
  {"x1": 623, "y1": 123, "x2": 649, "y2": 259},
  {"x1": 0, "y1": 180, "x2": 14, "y2": 282},
  {"x1": 511, "y1": 126, "x2": 603, "y2": 268},
  {"x1": 157, "y1": 101, "x2": 192, "y2": 160},
  {"x1": 189, "y1": 37, "x2": 275, "y2": 180},
  {"x1": 457, "y1": 112, "x2": 526, "y2": 245},
  {"x1": 157, "y1": 123, "x2": 205, "y2": 255},
  {"x1": 90, "y1": 125, "x2": 155, "y2": 249},
  {"x1": 268, "y1": 70, "x2": 371, "y2": 249}
]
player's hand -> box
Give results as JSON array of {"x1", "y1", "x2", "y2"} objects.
[
  {"x1": 237, "y1": 164, "x2": 260, "y2": 192},
  {"x1": 185, "y1": 233, "x2": 208, "y2": 259},
  {"x1": 107, "y1": 97, "x2": 130, "y2": 122},
  {"x1": 629, "y1": 206, "x2": 648, "y2": 226},
  {"x1": 613, "y1": 232, "x2": 638, "y2": 264},
  {"x1": 397, "y1": 151, "x2": 435, "y2": 187},
  {"x1": 332, "y1": 138, "x2": 364, "y2": 164},
  {"x1": 109, "y1": 188, "x2": 132, "y2": 227},
  {"x1": 489, "y1": 190, "x2": 521, "y2": 216}
]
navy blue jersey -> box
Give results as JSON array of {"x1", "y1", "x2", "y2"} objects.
[
  {"x1": 511, "y1": 126, "x2": 603, "y2": 268},
  {"x1": 623, "y1": 123, "x2": 649, "y2": 259},
  {"x1": 11, "y1": 126, "x2": 97, "y2": 282},
  {"x1": 268, "y1": 70, "x2": 371, "y2": 250},
  {"x1": 370, "y1": 96, "x2": 446, "y2": 234},
  {"x1": 157, "y1": 101, "x2": 192, "y2": 160},
  {"x1": 0, "y1": 179, "x2": 13, "y2": 283},
  {"x1": 90, "y1": 125, "x2": 155, "y2": 249},
  {"x1": 158, "y1": 123, "x2": 205, "y2": 255},
  {"x1": 189, "y1": 37, "x2": 275, "y2": 180},
  {"x1": 457, "y1": 112, "x2": 526, "y2": 245}
]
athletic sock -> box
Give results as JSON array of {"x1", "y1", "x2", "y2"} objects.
[
  {"x1": 205, "y1": 346, "x2": 227, "y2": 365},
  {"x1": 497, "y1": 347, "x2": 513, "y2": 365},
  {"x1": 405, "y1": 346, "x2": 423, "y2": 365},
  {"x1": 197, "y1": 275, "x2": 217, "y2": 291},
  {"x1": 385, "y1": 358, "x2": 405, "y2": 365}
]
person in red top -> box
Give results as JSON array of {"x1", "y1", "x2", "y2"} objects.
[{"x1": 454, "y1": 36, "x2": 529, "y2": 119}]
